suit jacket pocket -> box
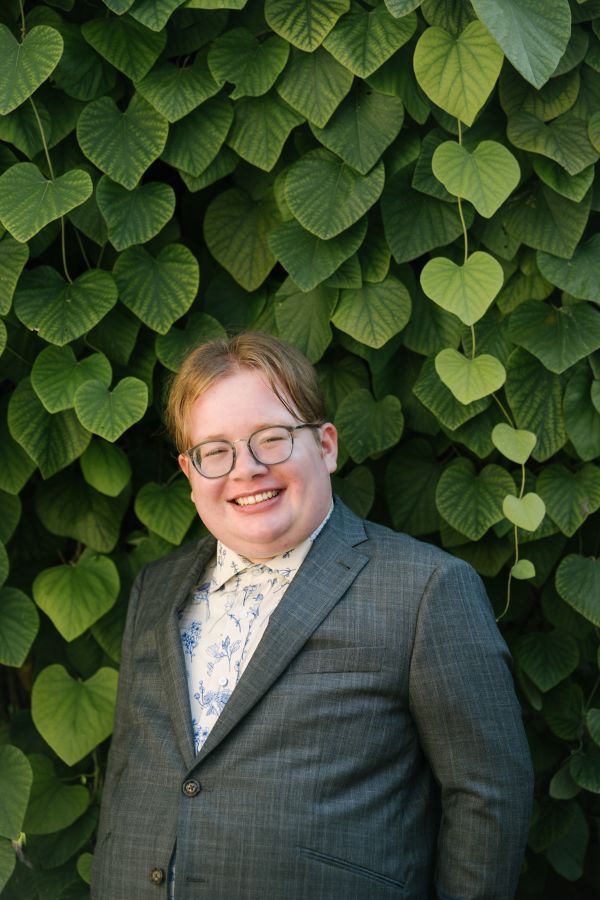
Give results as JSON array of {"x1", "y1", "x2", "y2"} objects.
[
  {"x1": 300, "y1": 847, "x2": 405, "y2": 892},
  {"x1": 286, "y1": 646, "x2": 384, "y2": 675}
]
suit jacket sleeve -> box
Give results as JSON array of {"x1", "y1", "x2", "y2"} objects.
[{"x1": 408, "y1": 558, "x2": 533, "y2": 900}]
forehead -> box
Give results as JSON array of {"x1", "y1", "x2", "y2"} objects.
[{"x1": 186, "y1": 369, "x2": 298, "y2": 441}]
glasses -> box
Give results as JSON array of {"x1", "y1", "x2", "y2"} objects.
[{"x1": 185, "y1": 423, "x2": 322, "y2": 478}]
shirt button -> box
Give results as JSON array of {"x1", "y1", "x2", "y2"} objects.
[
  {"x1": 149, "y1": 867, "x2": 165, "y2": 885},
  {"x1": 182, "y1": 779, "x2": 201, "y2": 797}
]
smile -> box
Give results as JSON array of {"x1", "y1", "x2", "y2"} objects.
[{"x1": 233, "y1": 490, "x2": 281, "y2": 507}]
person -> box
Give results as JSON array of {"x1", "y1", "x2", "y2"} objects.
[{"x1": 91, "y1": 332, "x2": 533, "y2": 900}]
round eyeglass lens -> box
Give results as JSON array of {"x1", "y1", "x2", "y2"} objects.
[
  {"x1": 195, "y1": 442, "x2": 234, "y2": 477},
  {"x1": 249, "y1": 426, "x2": 293, "y2": 464}
]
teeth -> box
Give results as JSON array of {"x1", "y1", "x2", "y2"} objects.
[{"x1": 234, "y1": 490, "x2": 279, "y2": 507}]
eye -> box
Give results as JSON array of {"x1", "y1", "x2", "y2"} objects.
[{"x1": 203, "y1": 444, "x2": 229, "y2": 458}]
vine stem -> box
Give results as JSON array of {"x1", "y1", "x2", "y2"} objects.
[
  {"x1": 456, "y1": 120, "x2": 468, "y2": 264},
  {"x1": 492, "y1": 393, "x2": 514, "y2": 426},
  {"x1": 29, "y1": 98, "x2": 73, "y2": 282},
  {"x1": 18, "y1": 0, "x2": 26, "y2": 38}
]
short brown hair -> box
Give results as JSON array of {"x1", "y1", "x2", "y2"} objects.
[{"x1": 165, "y1": 332, "x2": 326, "y2": 452}]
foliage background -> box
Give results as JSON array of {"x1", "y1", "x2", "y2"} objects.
[{"x1": 1, "y1": 0, "x2": 599, "y2": 896}]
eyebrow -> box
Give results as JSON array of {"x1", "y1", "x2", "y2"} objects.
[{"x1": 193, "y1": 423, "x2": 287, "y2": 444}]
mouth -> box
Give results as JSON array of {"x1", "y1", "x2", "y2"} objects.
[{"x1": 232, "y1": 490, "x2": 281, "y2": 507}]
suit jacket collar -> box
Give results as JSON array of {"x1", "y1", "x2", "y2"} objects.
[{"x1": 157, "y1": 499, "x2": 369, "y2": 770}]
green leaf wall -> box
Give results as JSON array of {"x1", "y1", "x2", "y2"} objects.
[{"x1": 1, "y1": 0, "x2": 599, "y2": 895}]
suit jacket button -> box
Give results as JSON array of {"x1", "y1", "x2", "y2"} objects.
[
  {"x1": 149, "y1": 867, "x2": 165, "y2": 885},
  {"x1": 183, "y1": 779, "x2": 201, "y2": 797}
]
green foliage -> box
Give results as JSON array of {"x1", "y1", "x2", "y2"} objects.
[{"x1": 1, "y1": 1, "x2": 599, "y2": 896}]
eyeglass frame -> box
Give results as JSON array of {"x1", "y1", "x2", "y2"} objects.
[{"x1": 184, "y1": 423, "x2": 323, "y2": 478}]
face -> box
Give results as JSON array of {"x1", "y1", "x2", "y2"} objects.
[{"x1": 178, "y1": 368, "x2": 338, "y2": 561}]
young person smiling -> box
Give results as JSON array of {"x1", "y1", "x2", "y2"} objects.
[{"x1": 92, "y1": 333, "x2": 533, "y2": 900}]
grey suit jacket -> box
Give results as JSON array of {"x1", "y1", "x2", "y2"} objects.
[{"x1": 91, "y1": 499, "x2": 533, "y2": 900}]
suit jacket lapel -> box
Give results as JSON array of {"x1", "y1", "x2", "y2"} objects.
[
  {"x1": 156, "y1": 535, "x2": 217, "y2": 769},
  {"x1": 193, "y1": 501, "x2": 369, "y2": 766}
]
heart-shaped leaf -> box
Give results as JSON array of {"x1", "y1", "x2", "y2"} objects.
[
  {"x1": 385, "y1": 439, "x2": 442, "y2": 537},
  {"x1": 161, "y1": 97, "x2": 233, "y2": 177},
  {"x1": 470, "y1": 0, "x2": 570, "y2": 89},
  {"x1": 511, "y1": 559, "x2": 536, "y2": 580},
  {"x1": 323, "y1": 4, "x2": 416, "y2": 79},
  {"x1": 227, "y1": 93, "x2": 304, "y2": 172},
  {"x1": 0, "y1": 164, "x2": 92, "y2": 243},
  {"x1": 33, "y1": 553, "x2": 119, "y2": 642},
  {"x1": 74, "y1": 377, "x2": 148, "y2": 442},
  {"x1": 0, "y1": 746, "x2": 32, "y2": 840},
  {"x1": 503, "y1": 492, "x2": 546, "y2": 531},
  {"x1": 556, "y1": 555, "x2": 600, "y2": 627},
  {"x1": 285, "y1": 149, "x2": 384, "y2": 240},
  {"x1": 0, "y1": 25, "x2": 63, "y2": 115},
  {"x1": 505, "y1": 348, "x2": 566, "y2": 463},
  {"x1": 509, "y1": 301, "x2": 600, "y2": 375},
  {"x1": 208, "y1": 27, "x2": 289, "y2": 98},
  {"x1": 310, "y1": 84, "x2": 404, "y2": 175},
  {"x1": 515, "y1": 630, "x2": 579, "y2": 692},
  {"x1": 432, "y1": 140, "x2": 520, "y2": 218},
  {"x1": 113, "y1": 243, "x2": 199, "y2": 333},
  {"x1": 563, "y1": 367, "x2": 600, "y2": 463},
  {"x1": 135, "y1": 478, "x2": 197, "y2": 544},
  {"x1": 0, "y1": 587, "x2": 39, "y2": 668},
  {"x1": 0, "y1": 235, "x2": 28, "y2": 315},
  {"x1": 421, "y1": 251, "x2": 503, "y2": 326},
  {"x1": 538, "y1": 236, "x2": 600, "y2": 305},
  {"x1": 14, "y1": 267, "x2": 117, "y2": 346},
  {"x1": 504, "y1": 180, "x2": 591, "y2": 261},
  {"x1": 435, "y1": 458, "x2": 514, "y2": 541},
  {"x1": 331, "y1": 465, "x2": 375, "y2": 519},
  {"x1": 80, "y1": 439, "x2": 132, "y2": 498},
  {"x1": 8, "y1": 378, "x2": 91, "y2": 478},
  {"x1": 269, "y1": 217, "x2": 366, "y2": 292},
  {"x1": 136, "y1": 53, "x2": 219, "y2": 122},
  {"x1": 23, "y1": 754, "x2": 89, "y2": 835},
  {"x1": 537, "y1": 464, "x2": 600, "y2": 537},
  {"x1": 31, "y1": 665, "x2": 118, "y2": 765},
  {"x1": 274, "y1": 279, "x2": 336, "y2": 363},
  {"x1": 82, "y1": 15, "x2": 165, "y2": 81},
  {"x1": 128, "y1": 0, "x2": 186, "y2": 31},
  {"x1": 335, "y1": 389, "x2": 403, "y2": 464},
  {"x1": 491, "y1": 423, "x2": 537, "y2": 464},
  {"x1": 275, "y1": 45, "x2": 353, "y2": 128},
  {"x1": 0, "y1": 397, "x2": 35, "y2": 495},
  {"x1": 0, "y1": 493, "x2": 20, "y2": 546},
  {"x1": 587, "y1": 710, "x2": 600, "y2": 748},
  {"x1": 381, "y1": 180, "x2": 472, "y2": 264},
  {"x1": 413, "y1": 357, "x2": 490, "y2": 431},
  {"x1": 332, "y1": 276, "x2": 412, "y2": 348},
  {"x1": 77, "y1": 95, "x2": 168, "y2": 190},
  {"x1": 155, "y1": 312, "x2": 226, "y2": 374},
  {"x1": 570, "y1": 745, "x2": 600, "y2": 794},
  {"x1": 507, "y1": 112, "x2": 599, "y2": 177},
  {"x1": 265, "y1": 0, "x2": 349, "y2": 52},
  {"x1": 96, "y1": 177, "x2": 175, "y2": 251},
  {"x1": 414, "y1": 22, "x2": 503, "y2": 126},
  {"x1": 435, "y1": 349, "x2": 506, "y2": 404},
  {"x1": 36, "y1": 471, "x2": 127, "y2": 553},
  {"x1": 204, "y1": 188, "x2": 280, "y2": 290},
  {"x1": 31, "y1": 345, "x2": 112, "y2": 413}
]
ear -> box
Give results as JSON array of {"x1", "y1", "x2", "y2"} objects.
[
  {"x1": 319, "y1": 422, "x2": 338, "y2": 474},
  {"x1": 178, "y1": 453, "x2": 191, "y2": 480}
]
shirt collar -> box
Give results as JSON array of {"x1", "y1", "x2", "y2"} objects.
[{"x1": 211, "y1": 502, "x2": 334, "y2": 593}]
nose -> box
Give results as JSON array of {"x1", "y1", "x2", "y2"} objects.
[{"x1": 230, "y1": 439, "x2": 268, "y2": 478}]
